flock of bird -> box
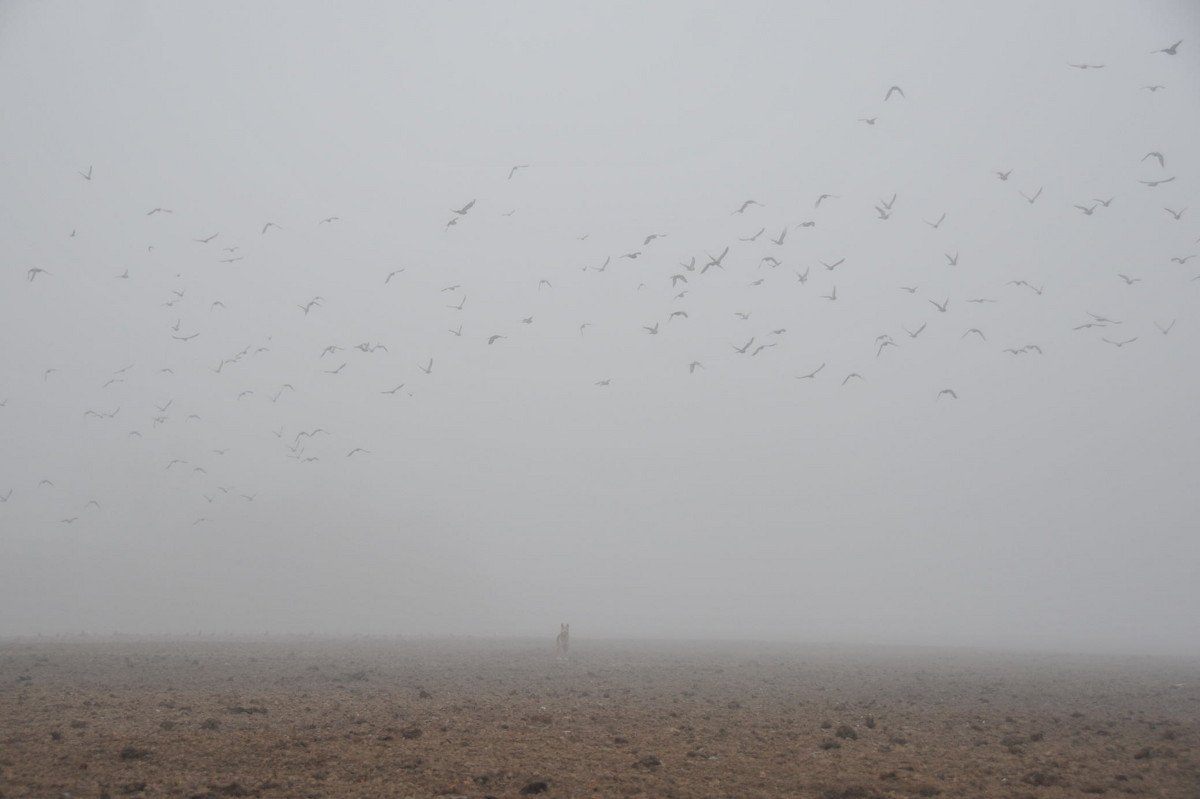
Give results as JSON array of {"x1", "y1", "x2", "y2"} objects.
[{"x1": 3, "y1": 38, "x2": 1197, "y2": 533}]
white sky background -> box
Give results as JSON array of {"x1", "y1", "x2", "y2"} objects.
[{"x1": 1, "y1": 1, "x2": 1198, "y2": 654}]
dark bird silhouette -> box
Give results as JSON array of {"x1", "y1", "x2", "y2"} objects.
[
  {"x1": 1155, "y1": 319, "x2": 1176, "y2": 335},
  {"x1": 733, "y1": 200, "x2": 762, "y2": 214},
  {"x1": 1019, "y1": 187, "x2": 1043, "y2": 204},
  {"x1": 733, "y1": 337, "x2": 755, "y2": 354},
  {"x1": 1143, "y1": 151, "x2": 1165, "y2": 168},
  {"x1": 347, "y1": 448, "x2": 370, "y2": 457},
  {"x1": 385, "y1": 269, "x2": 405, "y2": 283},
  {"x1": 1068, "y1": 63, "x2": 1105, "y2": 69},
  {"x1": 821, "y1": 258, "x2": 845, "y2": 271},
  {"x1": 508, "y1": 165, "x2": 529, "y2": 179},
  {"x1": 740, "y1": 227, "x2": 765, "y2": 241},
  {"x1": 925, "y1": 213, "x2": 947, "y2": 228},
  {"x1": 419, "y1": 358, "x2": 433, "y2": 374},
  {"x1": 261, "y1": 222, "x2": 283, "y2": 234},
  {"x1": 1152, "y1": 39, "x2": 1182, "y2": 55},
  {"x1": 451, "y1": 199, "x2": 476, "y2": 215},
  {"x1": 1140, "y1": 177, "x2": 1175, "y2": 187},
  {"x1": 884, "y1": 85, "x2": 904, "y2": 100},
  {"x1": 842, "y1": 373, "x2": 864, "y2": 385},
  {"x1": 937, "y1": 389, "x2": 958, "y2": 400},
  {"x1": 929, "y1": 298, "x2": 949, "y2": 313},
  {"x1": 1165, "y1": 207, "x2": 1186, "y2": 220},
  {"x1": 770, "y1": 228, "x2": 787, "y2": 246},
  {"x1": 995, "y1": 169, "x2": 1013, "y2": 181},
  {"x1": 79, "y1": 165, "x2": 93, "y2": 180},
  {"x1": 146, "y1": 207, "x2": 172, "y2": 215},
  {"x1": 1102, "y1": 337, "x2": 1138, "y2": 348},
  {"x1": 858, "y1": 117, "x2": 878, "y2": 125}
]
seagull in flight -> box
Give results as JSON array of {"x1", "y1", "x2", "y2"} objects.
[
  {"x1": 347, "y1": 448, "x2": 371, "y2": 457},
  {"x1": 385, "y1": 269, "x2": 405, "y2": 283},
  {"x1": 925, "y1": 213, "x2": 947, "y2": 228},
  {"x1": 1102, "y1": 337, "x2": 1138, "y2": 348},
  {"x1": 27, "y1": 268, "x2": 50, "y2": 282},
  {"x1": 821, "y1": 258, "x2": 845, "y2": 271},
  {"x1": 822, "y1": 285, "x2": 838, "y2": 301},
  {"x1": 1068, "y1": 63, "x2": 1105, "y2": 69},
  {"x1": 857, "y1": 117, "x2": 878, "y2": 125},
  {"x1": 146, "y1": 207, "x2": 173, "y2": 215},
  {"x1": 1074, "y1": 204, "x2": 1098, "y2": 215},
  {"x1": 937, "y1": 389, "x2": 958, "y2": 400},
  {"x1": 1152, "y1": 40, "x2": 1182, "y2": 55},
  {"x1": 1019, "y1": 187, "x2": 1043, "y2": 204},
  {"x1": 382, "y1": 384, "x2": 406, "y2": 394},
  {"x1": 884, "y1": 85, "x2": 904, "y2": 100},
  {"x1": 688, "y1": 361, "x2": 704, "y2": 373},
  {"x1": 796, "y1": 363, "x2": 825, "y2": 380},
  {"x1": 733, "y1": 337, "x2": 755, "y2": 354},
  {"x1": 1117, "y1": 274, "x2": 1141, "y2": 285},
  {"x1": 419, "y1": 358, "x2": 433, "y2": 374},
  {"x1": 1140, "y1": 177, "x2": 1175, "y2": 187},
  {"x1": 995, "y1": 169, "x2": 1013, "y2": 181},
  {"x1": 262, "y1": 222, "x2": 283, "y2": 234},
  {"x1": 815, "y1": 194, "x2": 839, "y2": 208},
  {"x1": 769, "y1": 227, "x2": 787, "y2": 246},
  {"x1": 319, "y1": 216, "x2": 340, "y2": 224},
  {"x1": 929, "y1": 297, "x2": 949, "y2": 313},
  {"x1": 904, "y1": 323, "x2": 927, "y2": 338},
  {"x1": 733, "y1": 200, "x2": 762, "y2": 214},
  {"x1": 1143, "y1": 151, "x2": 1165, "y2": 168},
  {"x1": 451, "y1": 199, "x2": 476, "y2": 215},
  {"x1": 740, "y1": 227, "x2": 765, "y2": 242},
  {"x1": 1154, "y1": 319, "x2": 1176, "y2": 335},
  {"x1": 1164, "y1": 207, "x2": 1186, "y2": 220},
  {"x1": 842, "y1": 373, "x2": 864, "y2": 385},
  {"x1": 79, "y1": 165, "x2": 93, "y2": 180},
  {"x1": 508, "y1": 165, "x2": 529, "y2": 180}
]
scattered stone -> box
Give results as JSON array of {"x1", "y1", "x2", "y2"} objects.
[
  {"x1": 518, "y1": 781, "x2": 549, "y2": 794},
  {"x1": 200, "y1": 718, "x2": 221, "y2": 730},
  {"x1": 118, "y1": 746, "x2": 152, "y2": 761},
  {"x1": 226, "y1": 706, "x2": 267, "y2": 715},
  {"x1": 835, "y1": 725, "x2": 858, "y2": 740},
  {"x1": 633, "y1": 755, "x2": 661, "y2": 768},
  {"x1": 1133, "y1": 747, "x2": 1153, "y2": 760},
  {"x1": 400, "y1": 726, "x2": 422, "y2": 740}
]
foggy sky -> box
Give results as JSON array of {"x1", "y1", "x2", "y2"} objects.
[{"x1": 1, "y1": 1, "x2": 1199, "y2": 655}]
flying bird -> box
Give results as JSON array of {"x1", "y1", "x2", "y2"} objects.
[
  {"x1": 995, "y1": 169, "x2": 1013, "y2": 181},
  {"x1": 27, "y1": 268, "x2": 50, "y2": 282},
  {"x1": 1068, "y1": 63, "x2": 1105, "y2": 69},
  {"x1": 1152, "y1": 39, "x2": 1182, "y2": 55},
  {"x1": 842, "y1": 373, "x2": 864, "y2": 385},
  {"x1": 929, "y1": 298, "x2": 949, "y2": 313},
  {"x1": 797, "y1": 363, "x2": 825, "y2": 380},
  {"x1": 385, "y1": 269, "x2": 405, "y2": 283},
  {"x1": 146, "y1": 207, "x2": 172, "y2": 215},
  {"x1": 688, "y1": 361, "x2": 704, "y2": 373},
  {"x1": 347, "y1": 448, "x2": 371, "y2": 457},
  {"x1": 733, "y1": 200, "x2": 762, "y2": 214},
  {"x1": 79, "y1": 165, "x2": 93, "y2": 180},
  {"x1": 419, "y1": 358, "x2": 433, "y2": 374},
  {"x1": 925, "y1": 213, "x2": 947, "y2": 228},
  {"x1": 1155, "y1": 319, "x2": 1176, "y2": 335},
  {"x1": 815, "y1": 194, "x2": 839, "y2": 208},
  {"x1": 262, "y1": 222, "x2": 283, "y2": 234},
  {"x1": 857, "y1": 117, "x2": 878, "y2": 125},
  {"x1": 508, "y1": 165, "x2": 529, "y2": 179},
  {"x1": 937, "y1": 389, "x2": 958, "y2": 400},
  {"x1": 1140, "y1": 177, "x2": 1175, "y2": 187},
  {"x1": 1074, "y1": 204, "x2": 1098, "y2": 215},
  {"x1": 451, "y1": 199, "x2": 476, "y2": 215},
  {"x1": 1164, "y1": 207, "x2": 1186, "y2": 220},
  {"x1": 821, "y1": 258, "x2": 845, "y2": 271},
  {"x1": 319, "y1": 216, "x2": 340, "y2": 224},
  {"x1": 1019, "y1": 187, "x2": 1043, "y2": 204},
  {"x1": 1101, "y1": 337, "x2": 1138, "y2": 348},
  {"x1": 1143, "y1": 151, "x2": 1165, "y2": 168}
]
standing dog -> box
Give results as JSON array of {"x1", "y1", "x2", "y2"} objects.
[{"x1": 555, "y1": 623, "x2": 570, "y2": 661}]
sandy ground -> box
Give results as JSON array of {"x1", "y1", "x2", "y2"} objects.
[{"x1": 0, "y1": 637, "x2": 1196, "y2": 798}]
